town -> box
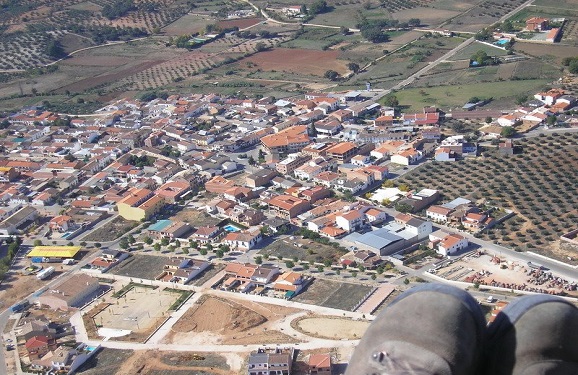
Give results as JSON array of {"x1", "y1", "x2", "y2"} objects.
[{"x1": 0, "y1": 76, "x2": 577, "y2": 374}]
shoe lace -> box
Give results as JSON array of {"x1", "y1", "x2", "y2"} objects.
[{"x1": 367, "y1": 351, "x2": 437, "y2": 375}]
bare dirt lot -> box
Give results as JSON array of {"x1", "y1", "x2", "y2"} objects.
[
  {"x1": 93, "y1": 285, "x2": 179, "y2": 336},
  {"x1": 172, "y1": 209, "x2": 222, "y2": 227},
  {"x1": 78, "y1": 349, "x2": 231, "y2": 375},
  {"x1": 244, "y1": 48, "x2": 348, "y2": 76},
  {"x1": 294, "y1": 316, "x2": 369, "y2": 340},
  {"x1": 166, "y1": 295, "x2": 302, "y2": 346}
]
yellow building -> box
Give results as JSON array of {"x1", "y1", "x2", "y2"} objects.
[
  {"x1": 117, "y1": 188, "x2": 166, "y2": 221},
  {"x1": 27, "y1": 246, "x2": 81, "y2": 259}
]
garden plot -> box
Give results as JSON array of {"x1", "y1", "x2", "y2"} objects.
[
  {"x1": 109, "y1": 254, "x2": 169, "y2": 280},
  {"x1": 292, "y1": 279, "x2": 374, "y2": 311}
]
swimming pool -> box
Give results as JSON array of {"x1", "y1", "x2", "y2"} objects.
[
  {"x1": 495, "y1": 39, "x2": 509, "y2": 46},
  {"x1": 223, "y1": 224, "x2": 241, "y2": 232}
]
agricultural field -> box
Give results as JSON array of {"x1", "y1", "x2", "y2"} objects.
[
  {"x1": 0, "y1": 0, "x2": 193, "y2": 70},
  {"x1": 396, "y1": 132, "x2": 578, "y2": 263},
  {"x1": 448, "y1": 41, "x2": 509, "y2": 61},
  {"x1": 392, "y1": 78, "x2": 551, "y2": 111},
  {"x1": 443, "y1": 0, "x2": 528, "y2": 32}
]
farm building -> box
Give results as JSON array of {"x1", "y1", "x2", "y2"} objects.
[{"x1": 37, "y1": 274, "x2": 100, "y2": 310}]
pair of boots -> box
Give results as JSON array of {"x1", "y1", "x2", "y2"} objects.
[{"x1": 346, "y1": 284, "x2": 578, "y2": 375}]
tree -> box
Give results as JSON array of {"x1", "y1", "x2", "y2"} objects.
[
  {"x1": 44, "y1": 39, "x2": 66, "y2": 59},
  {"x1": 501, "y1": 126, "x2": 516, "y2": 138},
  {"x1": 404, "y1": 278, "x2": 410, "y2": 285},
  {"x1": 324, "y1": 70, "x2": 339, "y2": 81},
  {"x1": 153, "y1": 243, "x2": 161, "y2": 252},
  {"x1": 408, "y1": 18, "x2": 421, "y2": 27},
  {"x1": 309, "y1": 0, "x2": 329, "y2": 15},
  {"x1": 340, "y1": 26, "x2": 349, "y2": 35},
  {"x1": 485, "y1": 116, "x2": 493, "y2": 124},
  {"x1": 317, "y1": 265, "x2": 324, "y2": 272},
  {"x1": 199, "y1": 248, "x2": 208, "y2": 255},
  {"x1": 94, "y1": 243, "x2": 102, "y2": 248},
  {"x1": 160, "y1": 237, "x2": 169, "y2": 246},
  {"x1": 144, "y1": 236, "x2": 153, "y2": 245},
  {"x1": 361, "y1": 25, "x2": 389, "y2": 43},
  {"x1": 255, "y1": 42, "x2": 268, "y2": 52},
  {"x1": 395, "y1": 202, "x2": 413, "y2": 213},
  {"x1": 174, "y1": 239, "x2": 181, "y2": 248},
  {"x1": 119, "y1": 237, "x2": 130, "y2": 250},
  {"x1": 216, "y1": 249, "x2": 224, "y2": 258},
  {"x1": 547, "y1": 115, "x2": 557, "y2": 126},
  {"x1": 347, "y1": 62, "x2": 360, "y2": 73},
  {"x1": 569, "y1": 59, "x2": 578, "y2": 74},
  {"x1": 33, "y1": 239, "x2": 43, "y2": 246},
  {"x1": 382, "y1": 95, "x2": 399, "y2": 108},
  {"x1": 308, "y1": 122, "x2": 317, "y2": 137},
  {"x1": 285, "y1": 260, "x2": 295, "y2": 268},
  {"x1": 255, "y1": 255, "x2": 263, "y2": 264},
  {"x1": 127, "y1": 234, "x2": 136, "y2": 244},
  {"x1": 248, "y1": 156, "x2": 256, "y2": 166}
]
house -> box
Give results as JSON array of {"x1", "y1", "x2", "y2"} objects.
[
  {"x1": 261, "y1": 125, "x2": 310, "y2": 154},
  {"x1": 526, "y1": 17, "x2": 548, "y2": 31},
  {"x1": 155, "y1": 181, "x2": 190, "y2": 203},
  {"x1": 246, "y1": 168, "x2": 278, "y2": 188},
  {"x1": 498, "y1": 139, "x2": 514, "y2": 155},
  {"x1": 16, "y1": 320, "x2": 56, "y2": 341},
  {"x1": 25, "y1": 336, "x2": 57, "y2": 359},
  {"x1": 247, "y1": 347, "x2": 293, "y2": 375},
  {"x1": 391, "y1": 148, "x2": 422, "y2": 165},
  {"x1": 267, "y1": 195, "x2": 310, "y2": 219},
  {"x1": 262, "y1": 217, "x2": 290, "y2": 233},
  {"x1": 462, "y1": 212, "x2": 489, "y2": 229},
  {"x1": 351, "y1": 154, "x2": 371, "y2": 166},
  {"x1": 222, "y1": 229, "x2": 263, "y2": 251},
  {"x1": 326, "y1": 142, "x2": 358, "y2": 164},
  {"x1": 205, "y1": 176, "x2": 236, "y2": 194},
  {"x1": 426, "y1": 205, "x2": 454, "y2": 223},
  {"x1": 49, "y1": 215, "x2": 75, "y2": 233},
  {"x1": 434, "y1": 147, "x2": 457, "y2": 162},
  {"x1": 437, "y1": 233, "x2": 468, "y2": 256},
  {"x1": 336, "y1": 210, "x2": 364, "y2": 233},
  {"x1": 394, "y1": 213, "x2": 432, "y2": 240},
  {"x1": 156, "y1": 258, "x2": 210, "y2": 284},
  {"x1": 273, "y1": 271, "x2": 305, "y2": 297},
  {"x1": 308, "y1": 354, "x2": 331, "y2": 375},
  {"x1": 37, "y1": 274, "x2": 100, "y2": 310},
  {"x1": 191, "y1": 226, "x2": 222, "y2": 243},
  {"x1": 276, "y1": 153, "x2": 312, "y2": 175},
  {"x1": 0, "y1": 206, "x2": 38, "y2": 236},
  {"x1": 363, "y1": 207, "x2": 387, "y2": 224}
]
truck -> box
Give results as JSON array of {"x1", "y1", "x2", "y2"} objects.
[
  {"x1": 62, "y1": 259, "x2": 76, "y2": 265},
  {"x1": 31, "y1": 257, "x2": 59, "y2": 263},
  {"x1": 36, "y1": 266, "x2": 55, "y2": 280},
  {"x1": 10, "y1": 300, "x2": 30, "y2": 313}
]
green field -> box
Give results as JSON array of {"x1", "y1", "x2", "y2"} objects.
[
  {"x1": 449, "y1": 41, "x2": 510, "y2": 61},
  {"x1": 391, "y1": 79, "x2": 551, "y2": 111},
  {"x1": 508, "y1": 6, "x2": 578, "y2": 22}
]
